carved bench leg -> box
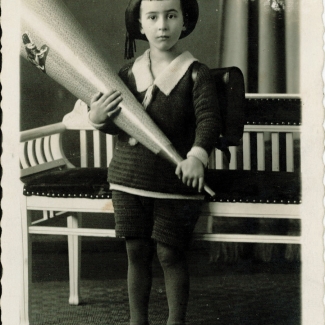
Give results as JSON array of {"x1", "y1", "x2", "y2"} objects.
[
  {"x1": 285, "y1": 219, "x2": 300, "y2": 261},
  {"x1": 20, "y1": 196, "x2": 32, "y2": 325},
  {"x1": 67, "y1": 213, "x2": 82, "y2": 305},
  {"x1": 207, "y1": 216, "x2": 243, "y2": 264}
]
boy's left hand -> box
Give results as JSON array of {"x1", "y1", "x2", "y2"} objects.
[{"x1": 175, "y1": 156, "x2": 205, "y2": 193}]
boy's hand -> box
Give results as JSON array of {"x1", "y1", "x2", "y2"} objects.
[
  {"x1": 175, "y1": 156, "x2": 205, "y2": 193},
  {"x1": 89, "y1": 90, "x2": 123, "y2": 124}
]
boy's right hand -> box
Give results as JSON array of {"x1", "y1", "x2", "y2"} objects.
[{"x1": 89, "y1": 90, "x2": 123, "y2": 124}]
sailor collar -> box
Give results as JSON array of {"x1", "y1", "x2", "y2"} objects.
[{"x1": 131, "y1": 50, "x2": 198, "y2": 96}]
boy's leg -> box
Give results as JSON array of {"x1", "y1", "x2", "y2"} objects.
[
  {"x1": 157, "y1": 242, "x2": 189, "y2": 325},
  {"x1": 112, "y1": 191, "x2": 155, "y2": 325},
  {"x1": 152, "y1": 198, "x2": 202, "y2": 325},
  {"x1": 126, "y1": 237, "x2": 155, "y2": 325}
]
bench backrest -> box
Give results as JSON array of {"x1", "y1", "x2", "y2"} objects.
[
  {"x1": 62, "y1": 96, "x2": 301, "y2": 173},
  {"x1": 20, "y1": 95, "x2": 301, "y2": 176}
]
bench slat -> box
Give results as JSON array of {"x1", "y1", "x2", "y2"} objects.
[
  {"x1": 215, "y1": 149, "x2": 223, "y2": 169},
  {"x1": 29, "y1": 226, "x2": 116, "y2": 237},
  {"x1": 229, "y1": 146, "x2": 237, "y2": 170},
  {"x1": 243, "y1": 132, "x2": 251, "y2": 170},
  {"x1": 20, "y1": 143, "x2": 30, "y2": 169},
  {"x1": 244, "y1": 125, "x2": 300, "y2": 133},
  {"x1": 271, "y1": 133, "x2": 280, "y2": 171},
  {"x1": 35, "y1": 138, "x2": 46, "y2": 164},
  {"x1": 201, "y1": 201, "x2": 300, "y2": 218},
  {"x1": 27, "y1": 226, "x2": 300, "y2": 244},
  {"x1": 80, "y1": 130, "x2": 88, "y2": 167},
  {"x1": 93, "y1": 130, "x2": 101, "y2": 167},
  {"x1": 257, "y1": 132, "x2": 265, "y2": 170},
  {"x1": 27, "y1": 141, "x2": 37, "y2": 167},
  {"x1": 193, "y1": 233, "x2": 301, "y2": 244},
  {"x1": 44, "y1": 136, "x2": 53, "y2": 162},
  {"x1": 106, "y1": 135, "x2": 114, "y2": 167},
  {"x1": 286, "y1": 133, "x2": 294, "y2": 172},
  {"x1": 50, "y1": 134, "x2": 64, "y2": 160},
  {"x1": 20, "y1": 159, "x2": 67, "y2": 178}
]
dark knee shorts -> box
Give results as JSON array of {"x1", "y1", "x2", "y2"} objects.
[{"x1": 112, "y1": 191, "x2": 203, "y2": 249}]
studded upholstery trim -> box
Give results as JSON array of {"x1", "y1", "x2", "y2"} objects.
[{"x1": 23, "y1": 187, "x2": 111, "y2": 199}]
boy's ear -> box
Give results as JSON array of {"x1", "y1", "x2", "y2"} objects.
[{"x1": 182, "y1": 17, "x2": 188, "y2": 31}]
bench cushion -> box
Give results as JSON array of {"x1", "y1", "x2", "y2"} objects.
[
  {"x1": 22, "y1": 168, "x2": 301, "y2": 204},
  {"x1": 206, "y1": 170, "x2": 301, "y2": 204},
  {"x1": 22, "y1": 168, "x2": 111, "y2": 199}
]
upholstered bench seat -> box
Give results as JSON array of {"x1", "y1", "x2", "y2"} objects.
[
  {"x1": 206, "y1": 170, "x2": 301, "y2": 204},
  {"x1": 22, "y1": 168, "x2": 301, "y2": 204},
  {"x1": 22, "y1": 168, "x2": 111, "y2": 199}
]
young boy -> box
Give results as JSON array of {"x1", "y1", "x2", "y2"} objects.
[{"x1": 88, "y1": 1, "x2": 221, "y2": 324}]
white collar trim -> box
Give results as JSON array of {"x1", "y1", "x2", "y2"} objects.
[{"x1": 132, "y1": 50, "x2": 198, "y2": 96}]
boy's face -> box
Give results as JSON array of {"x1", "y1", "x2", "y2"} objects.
[{"x1": 139, "y1": 0, "x2": 185, "y2": 53}]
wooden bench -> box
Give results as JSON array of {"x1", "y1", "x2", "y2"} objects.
[{"x1": 19, "y1": 93, "x2": 301, "y2": 324}]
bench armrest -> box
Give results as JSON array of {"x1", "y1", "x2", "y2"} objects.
[{"x1": 20, "y1": 122, "x2": 66, "y2": 142}]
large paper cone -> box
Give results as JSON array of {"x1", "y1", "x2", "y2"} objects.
[{"x1": 20, "y1": 0, "x2": 215, "y2": 197}]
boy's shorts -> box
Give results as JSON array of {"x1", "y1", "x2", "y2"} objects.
[{"x1": 112, "y1": 190, "x2": 203, "y2": 249}]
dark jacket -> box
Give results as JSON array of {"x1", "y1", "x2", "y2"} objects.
[{"x1": 102, "y1": 60, "x2": 221, "y2": 195}]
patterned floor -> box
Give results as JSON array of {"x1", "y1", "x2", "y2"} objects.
[{"x1": 30, "y1": 243, "x2": 301, "y2": 325}]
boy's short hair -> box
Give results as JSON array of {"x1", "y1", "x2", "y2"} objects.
[{"x1": 124, "y1": 0, "x2": 199, "y2": 59}]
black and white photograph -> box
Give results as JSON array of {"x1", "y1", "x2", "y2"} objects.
[{"x1": 2, "y1": 0, "x2": 324, "y2": 324}]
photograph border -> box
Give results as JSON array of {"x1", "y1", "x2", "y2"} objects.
[{"x1": 2, "y1": 0, "x2": 324, "y2": 324}]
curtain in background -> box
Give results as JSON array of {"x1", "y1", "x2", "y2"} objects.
[
  {"x1": 210, "y1": 0, "x2": 300, "y2": 264},
  {"x1": 216, "y1": 0, "x2": 299, "y2": 93}
]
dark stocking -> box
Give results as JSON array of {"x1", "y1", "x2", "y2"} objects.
[
  {"x1": 125, "y1": 237, "x2": 155, "y2": 325},
  {"x1": 157, "y1": 242, "x2": 189, "y2": 325}
]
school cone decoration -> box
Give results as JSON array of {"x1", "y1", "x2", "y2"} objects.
[{"x1": 20, "y1": 0, "x2": 215, "y2": 197}]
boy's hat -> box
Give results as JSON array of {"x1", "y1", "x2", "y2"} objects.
[{"x1": 125, "y1": 0, "x2": 199, "y2": 59}]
